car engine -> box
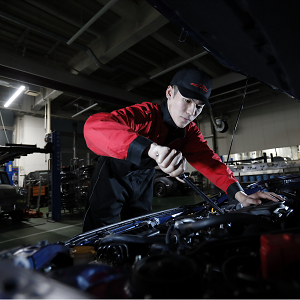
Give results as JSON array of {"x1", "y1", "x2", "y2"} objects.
[{"x1": 1, "y1": 174, "x2": 300, "y2": 298}]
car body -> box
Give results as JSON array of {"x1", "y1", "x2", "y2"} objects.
[
  {"x1": 0, "y1": 170, "x2": 27, "y2": 223},
  {"x1": 1, "y1": 173, "x2": 300, "y2": 298}
]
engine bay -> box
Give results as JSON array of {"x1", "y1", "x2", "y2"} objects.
[{"x1": 1, "y1": 174, "x2": 300, "y2": 298}]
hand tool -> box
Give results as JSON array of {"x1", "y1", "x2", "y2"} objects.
[{"x1": 178, "y1": 173, "x2": 224, "y2": 214}]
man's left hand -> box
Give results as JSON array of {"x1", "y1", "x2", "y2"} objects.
[{"x1": 235, "y1": 190, "x2": 285, "y2": 207}]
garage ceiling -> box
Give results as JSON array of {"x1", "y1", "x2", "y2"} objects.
[{"x1": 0, "y1": 0, "x2": 282, "y2": 122}]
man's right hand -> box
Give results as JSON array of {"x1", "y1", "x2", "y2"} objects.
[{"x1": 147, "y1": 143, "x2": 186, "y2": 177}]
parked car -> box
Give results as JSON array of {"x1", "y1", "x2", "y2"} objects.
[
  {"x1": 0, "y1": 169, "x2": 27, "y2": 223},
  {"x1": 153, "y1": 169, "x2": 190, "y2": 197},
  {"x1": 189, "y1": 170, "x2": 204, "y2": 188}
]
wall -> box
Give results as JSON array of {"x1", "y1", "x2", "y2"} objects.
[
  {"x1": 13, "y1": 115, "x2": 91, "y2": 186},
  {"x1": 215, "y1": 93, "x2": 300, "y2": 156},
  {"x1": 14, "y1": 115, "x2": 50, "y2": 186},
  {"x1": 186, "y1": 93, "x2": 300, "y2": 173}
]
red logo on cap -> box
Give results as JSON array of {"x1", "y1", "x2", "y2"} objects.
[{"x1": 190, "y1": 83, "x2": 208, "y2": 92}]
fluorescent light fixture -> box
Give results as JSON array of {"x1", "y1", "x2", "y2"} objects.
[
  {"x1": 71, "y1": 103, "x2": 98, "y2": 118},
  {"x1": 4, "y1": 85, "x2": 26, "y2": 107}
]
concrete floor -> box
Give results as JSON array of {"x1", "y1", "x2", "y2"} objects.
[{"x1": 0, "y1": 188, "x2": 218, "y2": 252}]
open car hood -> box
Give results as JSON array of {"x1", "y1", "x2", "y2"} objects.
[
  {"x1": 1, "y1": 174, "x2": 300, "y2": 298},
  {"x1": 146, "y1": 0, "x2": 300, "y2": 102}
]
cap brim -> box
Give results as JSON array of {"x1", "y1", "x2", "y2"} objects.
[{"x1": 177, "y1": 86, "x2": 211, "y2": 109}]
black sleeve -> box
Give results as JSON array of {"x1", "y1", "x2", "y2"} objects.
[
  {"x1": 126, "y1": 136, "x2": 156, "y2": 168},
  {"x1": 226, "y1": 182, "x2": 244, "y2": 201}
]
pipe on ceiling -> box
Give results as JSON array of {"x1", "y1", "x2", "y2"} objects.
[
  {"x1": 25, "y1": 0, "x2": 101, "y2": 38},
  {"x1": 0, "y1": 11, "x2": 114, "y2": 72},
  {"x1": 210, "y1": 82, "x2": 260, "y2": 99},
  {"x1": 67, "y1": 0, "x2": 119, "y2": 45},
  {"x1": 211, "y1": 89, "x2": 260, "y2": 105},
  {"x1": 71, "y1": 103, "x2": 98, "y2": 118},
  {"x1": 149, "y1": 51, "x2": 208, "y2": 80}
]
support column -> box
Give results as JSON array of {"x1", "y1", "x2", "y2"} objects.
[
  {"x1": 51, "y1": 131, "x2": 61, "y2": 222},
  {"x1": 47, "y1": 98, "x2": 51, "y2": 134},
  {"x1": 73, "y1": 121, "x2": 77, "y2": 159}
]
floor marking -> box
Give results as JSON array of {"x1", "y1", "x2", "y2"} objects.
[{"x1": 0, "y1": 223, "x2": 82, "y2": 244}]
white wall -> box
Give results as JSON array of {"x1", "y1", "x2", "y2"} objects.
[
  {"x1": 13, "y1": 115, "x2": 50, "y2": 186},
  {"x1": 187, "y1": 93, "x2": 300, "y2": 173},
  {"x1": 215, "y1": 93, "x2": 300, "y2": 156}
]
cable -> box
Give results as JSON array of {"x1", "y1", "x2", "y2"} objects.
[
  {"x1": 0, "y1": 110, "x2": 9, "y2": 143},
  {"x1": 226, "y1": 78, "x2": 249, "y2": 164}
]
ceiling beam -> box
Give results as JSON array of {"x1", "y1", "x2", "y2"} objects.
[
  {"x1": 125, "y1": 52, "x2": 207, "y2": 91},
  {"x1": 23, "y1": 0, "x2": 103, "y2": 39},
  {"x1": 68, "y1": 4, "x2": 169, "y2": 75},
  {"x1": 97, "y1": 0, "x2": 138, "y2": 22},
  {"x1": 151, "y1": 27, "x2": 219, "y2": 77},
  {"x1": 0, "y1": 51, "x2": 150, "y2": 107}
]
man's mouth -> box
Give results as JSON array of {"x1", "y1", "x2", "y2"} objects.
[{"x1": 182, "y1": 117, "x2": 190, "y2": 122}]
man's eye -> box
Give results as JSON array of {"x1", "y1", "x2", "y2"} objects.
[{"x1": 185, "y1": 99, "x2": 191, "y2": 103}]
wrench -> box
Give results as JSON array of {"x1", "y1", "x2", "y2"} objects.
[{"x1": 178, "y1": 173, "x2": 224, "y2": 215}]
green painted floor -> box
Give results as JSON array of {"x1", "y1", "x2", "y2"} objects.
[{"x1": 0, "y1": 191, "x2": 213, "y2": 252}]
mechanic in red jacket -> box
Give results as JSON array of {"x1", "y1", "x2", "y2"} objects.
[{"x1": 83, "y1": 68, "x2": 283, "y2": 232}]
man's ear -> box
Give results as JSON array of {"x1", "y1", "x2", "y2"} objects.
[{"x1": 166, "y1": 85, "x2": 173, "y2": 100}]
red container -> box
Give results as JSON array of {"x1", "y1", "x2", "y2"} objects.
[{"x1": 260, "y1": 233, "x2": 300, "y2": 280}]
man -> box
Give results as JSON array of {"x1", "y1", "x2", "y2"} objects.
[{"x1": 83, "y1": 68, "x2": 283, "y2": 232}]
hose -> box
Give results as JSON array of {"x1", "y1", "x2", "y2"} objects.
[
  {"x1": 177, "y1": 213, "x2": 275, "y2": 235},
  {"x1": 99, "y1": 234, "x2": 175, "y2": 246}
]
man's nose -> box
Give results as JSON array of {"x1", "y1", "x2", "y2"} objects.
[{"x1": 187, "y1": 104, "x2": 196, "y2": 115}]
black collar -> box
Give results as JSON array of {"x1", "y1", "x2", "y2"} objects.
[{"x1": 160, "y1": 100, "x2": 185, "y2": 138}]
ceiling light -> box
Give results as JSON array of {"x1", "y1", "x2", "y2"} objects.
[{"x1": 4, "y1": 85, "x2": 26, "y2": 107}]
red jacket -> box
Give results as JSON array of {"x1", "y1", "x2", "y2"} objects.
[{"x1": 84, "y1": 101, "x2": 240, "y2": 195}]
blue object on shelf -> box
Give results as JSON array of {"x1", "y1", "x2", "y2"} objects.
[
  {"x1": 270, "y1": 175, "x2": 276, "y2": 179},
  {"x1": 242, "y1": 176, "x2": 249, "y2": 182},
  {"x1": 256, "y1": 175, "x2": 263, "y2": 181},
  {"x1": 263, "y1": 174, "x2": 269, "y2": 180},
  {"x1": 249, "y1": 175, "x2": 256, "y2": 182}
]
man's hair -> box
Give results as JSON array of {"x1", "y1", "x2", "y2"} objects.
[{"x1": 172, "y1": 85, "x2": 179, "y2": 97}]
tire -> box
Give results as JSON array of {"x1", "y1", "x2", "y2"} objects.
[
  {"x1": 154, "y1": 182, "x2": 167, "y2": 198},
  {"x1": 10, "y1": 210, "x2": 23, "y2": 223}
]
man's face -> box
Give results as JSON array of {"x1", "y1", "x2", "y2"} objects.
[{"x1": 166, "y1": 85, "x2": 205, "y2": 128}]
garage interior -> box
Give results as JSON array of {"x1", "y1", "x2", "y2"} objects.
[{"x1": 0, "y1": 1, "x2": 299, "y2": 296}]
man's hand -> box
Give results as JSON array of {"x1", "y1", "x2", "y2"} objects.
[
  {"x1": 147, "y1": 143, "x2": 186, "y2": 177},
  {"x1": 235, "y1": 190, "x2": 285, "y2": 207}
]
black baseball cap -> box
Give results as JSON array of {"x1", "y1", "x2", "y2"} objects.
[{"x1": 170, "y1": 68, "x2": 212, "y2": 108}]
